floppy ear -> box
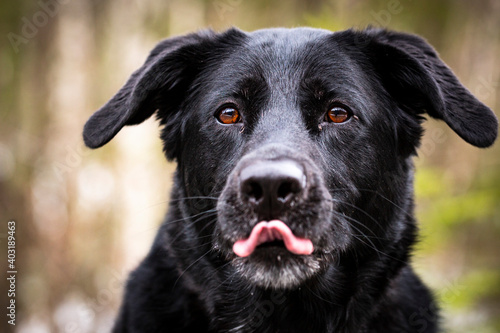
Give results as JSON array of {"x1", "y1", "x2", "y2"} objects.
[
  {"x1": 83, "y1": 29, "x2": 245, "y2": 150},
  {"x1": 361, "y1": 28, "x2": 497, "y2": 148}
]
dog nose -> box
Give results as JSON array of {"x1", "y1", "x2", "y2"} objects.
[{"x1": 239, "y1": 160, "x2": 306, "y2": 219}]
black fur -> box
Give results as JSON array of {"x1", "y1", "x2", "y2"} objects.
[{"x1": 83, "y1": 27, "x2": 497, "y2": 333}]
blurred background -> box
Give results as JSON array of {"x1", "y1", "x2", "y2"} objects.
[{"x1": 1, "y1": 0, "x2": 499, "y2": 332}]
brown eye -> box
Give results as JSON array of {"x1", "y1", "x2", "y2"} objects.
[
  {"x1": 216, "y1": 107, "x2": 240, "y2": 124},
  {"x1": 326, "y1": 106, "x2": 351, "y2": 123}
]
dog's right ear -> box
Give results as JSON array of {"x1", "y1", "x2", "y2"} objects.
[
  {"x1": 83, "y1": 29, "x2": 245, "y2": 150},
  {"x1": 83, "y1": 32, "x2": 206, "y2": 149}
]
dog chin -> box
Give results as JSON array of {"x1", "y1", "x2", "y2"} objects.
[{"x1": 232, "y1": 248, "x2": 325, "y2": 289}]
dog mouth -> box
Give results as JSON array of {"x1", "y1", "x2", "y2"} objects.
[
  {"x1": 227, "y1": 220, "x2": 324, "y2": 289},
  {"x1": 233, "y1": 220, "x2": 314, "y2": 257},
  {"x1": 215, "y1": 149, "x2": 346, "y2": 289}
]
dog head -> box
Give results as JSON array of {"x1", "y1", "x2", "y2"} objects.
[{"x1": 84, "y1": 28, "x2": 497, "y2": 289}]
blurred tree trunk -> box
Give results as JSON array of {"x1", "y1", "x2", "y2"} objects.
[{"x1": 1, "y1": 1, "x2": 55, "y2": 331}]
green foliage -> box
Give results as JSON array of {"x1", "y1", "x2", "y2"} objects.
[
  {"x1": 414, "y1": 166, "x2": 500, "y2": 332},
  {"x1": 415, "y1": 168, "x2": 498, "y2": 249}
]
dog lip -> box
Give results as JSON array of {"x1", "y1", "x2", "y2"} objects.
[{"x1": 232, "y1": 220, "x2": 314, "y2": 257}]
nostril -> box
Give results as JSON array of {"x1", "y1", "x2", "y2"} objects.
[
  {"x1": 277, "y1": 179, "x2": 301, "y2": 203},
  {"x1": 243, "y1": 180, "x2": 264, "y2": 203}
]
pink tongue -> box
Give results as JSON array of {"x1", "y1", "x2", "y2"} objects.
[{"x1": 233, "y1": 220, "x2": 314, "y2": 257}]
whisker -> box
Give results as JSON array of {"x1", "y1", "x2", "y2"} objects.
[
  {"x1": 173, "y1": 239, "x2": 213, "y2": 251},
  {"x1": 213, "y1": 262, "x2": 240, "y2": 290},
  {"x1": 351, "y1": 233, "x2": 387, "y2": 241},
  {"x1": 174, "y1": 249, "x2": 213, "y2": 288},
  {"x1": 327, "y1": 198, "x2": 385, "y2": 230},
  {"x1": 163, "y1": 209, "x2": 218, "y2": 227},
  {"x1": 325, "y1": 208, "x2": 406, "y2": 263},
  {"x1": 136, "y1": 194, "x2": 221, "y2": 214},
  {"x1": 328, "y1": 208, "x2": 380, "y2": 240},
  {"x1": 193, "y1": 217, "x2": 219, "y2": 240},
  {"x1": 346, "y1": 223, "x2": 384, "y2": 261},
  {"x1": 341, "y1": 188, "x2": 411, "y2": 218},
  {"x1": 304, "y1": 284, "x2": 340, "y2": 306},
  {"x1": 167, "y1": 214, "x2": 218, "y2": 245},
  {"x1": 348, "y1": 223, "x2": 406, "y2": 264},
  {"x1": 325, "y1": 187, "x2": 412, "y2": 221},
  {"x1": 169, "y1": 195, "x2": 220, "y2": 202}
]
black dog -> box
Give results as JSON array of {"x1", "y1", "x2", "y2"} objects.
[{"x1": 83, "y1": 27, "x2": 497, "y2": 332}]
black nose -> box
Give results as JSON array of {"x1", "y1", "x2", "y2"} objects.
[{"x1": 239, "y1": 159, "x2": 306, "y2": 219}]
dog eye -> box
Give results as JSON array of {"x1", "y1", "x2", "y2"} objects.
[
  {"x1": 216, "y1": 107, "x2": 241, "y2": 124},
  {"x1": 326, "y1": 106, "x2": 351, "y2": 123}
]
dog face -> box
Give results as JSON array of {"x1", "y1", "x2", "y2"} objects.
[{"x1": 84, "y1": 28, "x2": 497, "y2": 290}]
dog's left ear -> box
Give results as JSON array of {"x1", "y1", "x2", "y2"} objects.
[{"x1": 360, "y1": 28, "x2": 498, "y2": 148}]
